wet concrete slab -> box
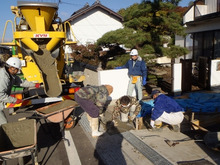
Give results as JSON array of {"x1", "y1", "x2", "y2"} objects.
[
  {"x1": 79, "y1": 112, "x2": 220, "y2": 164},
  {"x1": 77, "y1": 99, "x2": 220, "y2": 165},
  {"x1": 129, "y1": 129, "x2": 220, "y2": 164}
]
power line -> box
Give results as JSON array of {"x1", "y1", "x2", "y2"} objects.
[{"x1": 58, "y1": 0, "x2": 83, "y2": 6}]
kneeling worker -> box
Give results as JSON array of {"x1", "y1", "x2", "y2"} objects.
[
  {"x1": 150, "y1": 90, "x2": 184, "y2": 131},
  {"x1": 74, "y1": 85, "x2": 113, "y2": 137},
  {"x1": 112, "y1": 95, "x2": 141, "y2": 124}
]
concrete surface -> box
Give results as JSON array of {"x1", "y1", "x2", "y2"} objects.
[
  {"x1": 77, "y1": 100, "x2": 220, "y2": 165},
  {"x1": 1, "y1": 97, "x2": 220, "y2": 165}
]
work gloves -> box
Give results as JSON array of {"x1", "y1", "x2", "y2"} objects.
[
  {"x1": 150, "y1": 120, "x2": 155, "y2": 128},
  {"x1": 142, "y1": 77, "x2": 147, "y2": 86},
  {"x1": 115, "y1": 66, "x2": 122, "y2": 69},
  {"x1": 149, "y1": 120, "x2": 163, "y2": 132},
  {"x1": 35, "y1": 83, "x2": 41, "y2": 88}
]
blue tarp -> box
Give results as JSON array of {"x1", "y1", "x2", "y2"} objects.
[
  {"x1": 175, "y1": 92, "x2": 220, "y2": 113},
  {"x1": 138, "y1": 92, "x2": 220, "y2": 118},
  {"x1": 137, "y1": 100, "x2": 154, "y2": 117}
]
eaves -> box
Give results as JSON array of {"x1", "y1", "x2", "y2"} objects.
[
  {"x1": 63, "y1": 3, "x2": 123, "y2": 23},
  {"x1": 186, "y1": 12, "x2": 220, "y2": 26}
]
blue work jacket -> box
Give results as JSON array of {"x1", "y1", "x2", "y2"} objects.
[
  {"x1": 121, "y1": 56, "x2": 147, "y2": 78},
  {"x1": 151, "y1": 94, "x2": 184, "y2": 121}
]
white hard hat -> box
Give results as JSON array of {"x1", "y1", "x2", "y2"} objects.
[
  {"x1": 6, "y1": 57, "x2": 22, "y2": 69},
  {"x1": 130, "y1": 49, "x2": 138, "y2": 56}
]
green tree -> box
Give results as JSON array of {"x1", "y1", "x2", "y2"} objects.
[
  {"x1": 97, "y1": 27, "x2": 151, "y2": 49},
  {"x1": 142, "y1": 0, "x2": 181, "y2": 6},
  {"x1": 162, "y1": 0, "x2": 181, "y2": 6},
  {"x1": 70, "y1": 44, "x2": 101, "y2": 66},
  {"x1": 72, "y1": 1, "x2": 189, "y2": 69},
  {"x1": 162, "y1": 45, "x2": 189, "y2": 59},
  {"x1": 188, "y1": 1, "x2": 194, "y2": 6},
  {"x1": 99, "y1": 1, "x2": 187, "y2": 59}
]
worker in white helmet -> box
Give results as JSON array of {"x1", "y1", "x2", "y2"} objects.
[
  {"x1": 0, "y1": 57, "x2": 40, "y2": 125},
  {"x1": 115, "y1": 49, "x2": 147, "y2": 101}
]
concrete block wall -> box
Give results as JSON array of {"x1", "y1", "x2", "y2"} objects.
[{"x1": 84, "y1": 68, "x2": 99, "y2": 86}]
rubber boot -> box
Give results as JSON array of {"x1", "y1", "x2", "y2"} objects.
[
  {"x1": 129, "y1": 105, "x2": 136, "y2": 117},
  {"x1": 120, "y1": 112, "x2": 129, "y2": 122},
  {"x1": 87, "y1": 114, "x2": 92, "y2": 127},
  {"x1": 91, "y1": 118, "x2": 103, "y2": 137}
]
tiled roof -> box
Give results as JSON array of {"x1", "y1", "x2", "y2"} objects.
[{"x1": 64, "y1": 1, "x2": 123, "y2": 22}]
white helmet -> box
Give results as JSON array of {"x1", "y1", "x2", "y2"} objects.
[
  {"x1": 130, "y1": 49, "x2": 138, "y2": 56},
  {"x1": 6, "y1": 57, "x2": 22, "y2": 69}
]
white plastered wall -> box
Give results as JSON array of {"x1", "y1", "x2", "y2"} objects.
[
  {"x1": 210, "y1": 59, "x2": 220, "y2": 87},
  {"x1": 69, "y1": 9, "x2": 123, "y2": 45},
  {"x1": 98, "y1": 69, "x2": 136, "y2": 100},
  {"x1": 173, "y1": 63, "x2": 182, "y2": 95}
]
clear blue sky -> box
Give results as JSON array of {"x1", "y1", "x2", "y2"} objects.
[{"x1": 0, "y1": 0, "x2": 192, "y2": 41}]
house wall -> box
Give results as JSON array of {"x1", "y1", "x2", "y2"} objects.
[
  {"x1": 175, "y1": 35, "x2": 185, "y2": 47},
  {"x1": 69, "y1": 9, "x2": 123, "y2": 45},
  {"x1": 183, "y1": 0, "x2": 218, "y2": 25},
  {"x1": 174, "y1": 35, "x2": 193, "y2": 63},
  {"x1": 183, "y1": 5, "x2": 208, "y2": 24},
  {"x1": 185, "y1": 18, "x2": 220, "y2": 33},
  {"x1": 181, "y1": 0, "x2": 220, "y2": 90},
  {"x1": 185, "y1": 34, "x2": 193, "y2": 51},
  {"x1": 195, "y1": 5, "x2": 207, "y2": 17},
  {"x1": 183, "y1": 6, "x2": 194, "y2": 24},
  {"x1": 206, "y1": 0, "x2": 217, "y2": 14}
]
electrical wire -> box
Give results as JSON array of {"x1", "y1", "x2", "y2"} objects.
[{"x1": 58, "y1": 0, "x2": 83, "y2": 6}]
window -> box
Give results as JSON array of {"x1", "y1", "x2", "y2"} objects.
[
  {"x1": 218, "y1": 0, "x2": 220, "y2": 12},
  {"x1": 203, "y1": 31, "x2": 214, "y2": 58},
  {"x1": 214, "y1": 31, "x2": 220, "y2": 58},
  {"x1": 193, "y1": 33, "x2": 203, "y2": 61}
]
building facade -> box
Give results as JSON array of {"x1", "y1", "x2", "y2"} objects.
[
  {"x1": 64, "y1": 0, "x2": 123, "y2": 46},
  {"x1": 183, "y1": 0, "x2": 220, "y2": 61},
  {"x1": 181, "y1": 0, "x2": 220, "y2": 89}
]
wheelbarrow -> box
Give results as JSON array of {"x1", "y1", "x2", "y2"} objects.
[
  {"x1": 0, "y1": 119, "x2": 38, "y2": 165},
  {"x1": 16, "y1": 99, "x2": 79, "y2": 139},
  {"x1": 35, "y1": 100, "x2": 78, "y2": 125}
]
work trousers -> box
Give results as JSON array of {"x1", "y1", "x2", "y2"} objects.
[
  {"x1": 0, "y1": 109, "x2": 7, "y2": 125},
  {"x1": 74, "y1": 94, "x2": 99, "y2": 118},
  {"x1": 156, "y1": 111, "x2": 184, "y2": 125},
  {"x1": 127, "y1": 76, "x2": 142, "y2": 101}
]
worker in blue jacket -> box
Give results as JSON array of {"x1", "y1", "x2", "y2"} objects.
[
  {"x1": 115, "y1": 49, "x2": 147, "y2": 101},
  {"x1": 150, "y1": 90, "x2": 184, "y2": 131}
]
